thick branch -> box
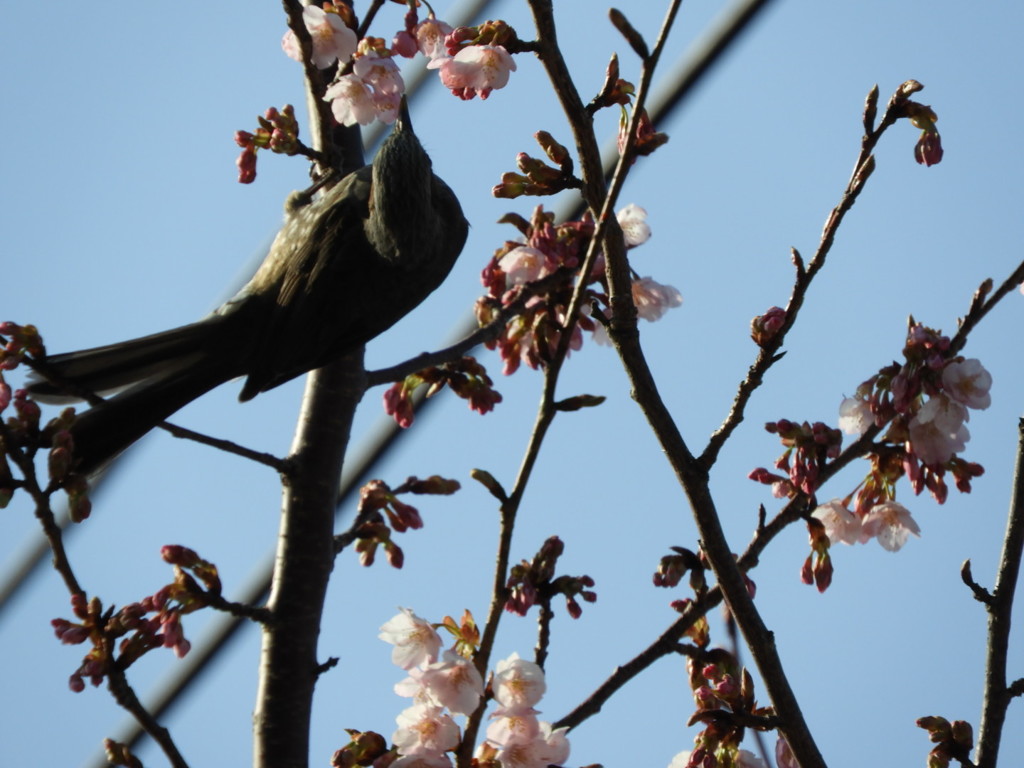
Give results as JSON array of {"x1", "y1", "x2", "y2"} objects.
[
  {"x1": 253, "y1": 350, "x2": 366, "y2": 768},
  {"x1": 974, "y1": 418, "x2": 1024, "y2": 768}
]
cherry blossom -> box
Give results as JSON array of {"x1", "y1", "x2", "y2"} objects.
[
  {"x1": 941, "y1": 358, "x2": 992, "y2": 410},
  {"x1": 416, "y1": 17, "x2": 454, "y2": 60},
  {"x1": 391, "y1": 754, "x2": 453, "y2": 768},
  {"x1": 379, "y1": 608, "x2": 442, "y2": 670},
  {"x1": 632, "y1": 277, "x2": 683, "y2": 322},
  {"x1": 430, "y1": 44, "x2": 516, "y2": 100},
  {"x1": 838, "y1": 395, "x2": 873, "y2": 435},
  {"x1": 811, "y1": 500, "x2": 862, "y2": 546},
  {"x1": 324, "y1": 74, "x2": 378, "y2": 126},
  {"x1": 908, "y1": 394, "x2": 969, "y2": 466},
  {"x1": 492, "y1": 652, "x2": 547, "y2": 709},
  {"x1": 861, "y1": 501, "x2": 921, "y2": 551},
  {"x1": 617, "y1": 203, "x2": 651, "y2": 247},
  {"x1": 353, "y1": 53, "x2": 405, "y2": 122},
  {"x1": 282, "y1": 6, "x2": 358, "y2": 69},
  {"x1": 486, "y1": 707, "x2": 541, "y2": 746},
  {"x1": 392, "y1": 703, "x2": 460, "y2": 757},
  {"x1": 499, "y1": 246, "x2": 551, "y2": 286},
  {"x1": 489, "y1": 721, "x2": 569, "y2": 768},
  {"x1": 406, "y1": 650, "x2": 484, "y2": 715},
  {"x1": 776, "y1": 738, "x2": 799, "y2": 768}
]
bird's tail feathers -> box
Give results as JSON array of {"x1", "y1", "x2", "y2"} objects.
[
  {"x1": 27, "y1": 322, "x2": 219, "y2": 403},
  {"x1": 67, "y1": 362, "x2": 236, "y2": 474}
]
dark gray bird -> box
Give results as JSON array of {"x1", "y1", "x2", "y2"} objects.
[{"x1": 28, "y1": 103, "x2": 468, "y2": 473}]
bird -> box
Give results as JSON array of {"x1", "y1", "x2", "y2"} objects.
[{"x1": 27, "y1": 100, "x2": 468, "y2": 474}]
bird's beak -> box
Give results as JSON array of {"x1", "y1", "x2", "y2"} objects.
[{"x1": 396, "y1": 95, "x2": 412, "y2": 133}]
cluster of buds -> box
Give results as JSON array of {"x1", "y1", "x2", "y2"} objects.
[
  {"x1": 330, "y1": 730, "x2": 389, "y2": 768},
  {"x1": 476, "y1": 207, "x2": 597, "y2": 374},
  {"x1": 476, "y1": 203, "x2": 679, "y2": 375},
  {"x1": 617, "y1": 107, "x2": 669, "y2": 161},
  {"x1": 0, "y1": 322, "x2": 44, "y2": 425},
  {"x1": 840, "y1": 323, "x2": 990, "y2": 504},
  {"x1": 890, "y1": 81, "x2": 944, "y2": 167},
  {"x1": 352, "y1": 476, "x2": 460, "y2": 568},
  {"x1": 51, "y1": 546, "x2": 220, "y2": 690},
  {"x1": 493, "y1": 131, "x2": 580, "y2": 199},
  {"x1": 234, "y1": 105, "x2": 300, "y2": 183},
  {"x1": 104, "y1": 739, "x2": 142, "y2": 768},
  {"x1": 801, "y1": 516, "x2": 833, "y2": 592},
  {"x1": 807, "y1": 325, "x2": 991, "y2": 567},
  {"x1": 916, "y1": 715, "x2": 974, "y2": 767},
  {"x1": 653, "y1": 546, "x2": 707, "y2": 595},
  {"x1": 662, "y1": 548, "x2": 754, "y2": 638},
  {"x1": 587, "y1": 52, "x2": 668, "y2": 161},
  {"x1": 0, "y1": 323, "x2": 92, "y2": 518},
  {"x1": 751, "y1": 321, "x2": 993, "y2": 586},
  {"x1": 748, "y1": 419, "x2": 842, "y2": 498},
  {"x1": 750, "y1": 306, "x2": 786, "y2": 347},
  {"x1": 504, "y1": 536, "x2": 596, "y2": 619},
  {"x1": 801, "y1": 496, "x2": 924, "y2": 591},
  {"x1": 376, "y1": 608, "x2": 569, "y2": 768},
  {"x1": 382, "y1": 357, "x2": 502, "y2": 429},
  {"x1": 673, "y1": 650, "x2": 775, "y2": 768}
]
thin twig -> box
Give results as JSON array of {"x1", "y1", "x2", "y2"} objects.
[
  {"x1": 107, "y1": 661, "x2": 191, "y2": 768},
  {"x1": 701, "y1": 84, "x2": 915, "y2": 470}
]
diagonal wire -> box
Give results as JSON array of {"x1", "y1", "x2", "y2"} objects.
[{"x1": 66, "y1": 0, "x2": 778, "y2": 764}]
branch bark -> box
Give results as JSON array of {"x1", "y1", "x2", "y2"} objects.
[
  {"x1": 974, "y1": 417, "x2": 1024, "y2": 768},
  {"x1": 253, "y1": 350, "x2": 367, "y2": 768}
]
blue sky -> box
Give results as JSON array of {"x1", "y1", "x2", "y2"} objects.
[{"x1": 2, "y1": 1, "x2": 1024, "y2": 766}]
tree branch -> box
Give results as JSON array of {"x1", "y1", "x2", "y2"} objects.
[{"x1": 974, "y1": 417, "x2": 1024, "y2": 768}]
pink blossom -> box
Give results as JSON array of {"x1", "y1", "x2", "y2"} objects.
[
  {"x1": 942, "y1": 358, "x2": 992, "y2": 410},
  {"x1": 632, "y1": 277, "x2": 683, "y2": 322},
  {"x1": 493, "y1": 652, "x2": 547, "y2": 709},
  {"x1": 391, "y1": 754, "x2": 452, "y2": 768},
  {"x1": 838, "y1": 395, "x2": 873, "y2": 435},
  {"x1": 354, "y1": 54, "x2": 405, "y2": 97},
  {"x1": 811, "y1": 500, "x2": 861, "y2": 546},
  {"x1": 668, "y1": 751, "x2": 692, "y2": 768},
  {"x1": 413, "y1": 650, "x2": 484, "y2": 715},
  {"x1": 776, "y1": 738, "x2": 799, "y2": 768},
  {"x1": 861, "y1": 501, "x2": 921, "y2": 551},
  {"x1": 430, "y1": 44, "x2": 516, "y2": 100},
  {"x1": 282, "y1": 6, "x2": 358, "y2": 69},
  {"x1": 908, "y1": 394, "x2": 969, "y2": 466},
  {"x1": 324, "y1": 74, "x2": 377, "y2": 126},
  {"x1": 379, "y1": 608, "x2": 442, "y2": 670},
  {"x1": 393, "y1": 703, "x2": 460, "y2": 757},
  {"x1": 416, "y1": 17, "x2": 454, "y2": 61},
  {"x1": 486, "y1": 707, "x2": 541, "y2": 747},
  {"x1": 392, "y1": 30, "x2": 419, "y2": 58},
  {"x1": 490, "y1": 721, "x2": 569, "y2": 768},
  {"x1": 589, "y1": 312, "x2": 611, "y2": 346},
  {"x1": 616, "y1": 203, "x2": 651, "y2": 247},
  {"x1": 499, "y1": 247, "x2": 550, "y2": 286}
]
